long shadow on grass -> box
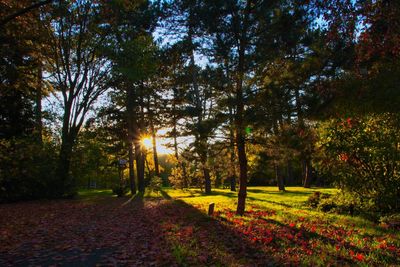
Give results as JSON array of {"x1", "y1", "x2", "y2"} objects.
[
  {"x1": 246, "y1": 196, "x2": 294, "y2": 208},
  {"x1": 157, "y1": 189, "x2": 276, "y2": 266},
  {"x1": 168, "y1": 189, "x2": 237, "y2": 199},
  {"x1": 221, "y1": 208, "x2": 400, "y2": 266},
  {"x1": 159, "y1": 190, "x2": 399, "y2": 266},
  {"x1": 247, "y1": 188, "x2": 313, "y2": 195}
]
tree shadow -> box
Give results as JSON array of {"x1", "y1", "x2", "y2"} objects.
[
  {"x1": 246, "y1": 196, "x2": 294, "y2": 208},
  {"x1": 158, "y1": 189, "x2": 399, "y2": 266},
  {"x1": 156, "y1": 190, "x2": 277, "y2": 266},
  {"x1": 247, "y1": 188, "x2": 314, "y2": 196},
  {"x1": 1, "y1": 189, "x2": 398, "y2": 266}
]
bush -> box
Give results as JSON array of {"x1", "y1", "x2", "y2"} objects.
[
  {"x1": 306, "y1": 191, "x2": 330, "y2": 208},
  {"x1": 148, "y1": 176, "x2": 162, "y2": 193},
  {"x1": 112, "y1": 185, "x2": 128, "y2": 197},
  {"x1": 379, "y1": 214, "x2": 400, "y2": 230},
  {"x1": 316, "y1": 192, "x2": 357, "y2": 215},
  {"x1": 315, "y1": 113, "x2": 400, "y2": 213},
  {"x1": 0, "y1": 138, "x2": 59, "y2": 202}
]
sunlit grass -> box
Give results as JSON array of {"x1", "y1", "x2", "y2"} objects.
[
  {"x1": 158, "y1": 186, "x2": 400, "y2": 265},
  {"x1": 77, "y1": 186, "x2": 399, "y2": 265}
]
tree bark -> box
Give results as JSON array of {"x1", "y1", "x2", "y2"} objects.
[
  {"x1": 135, "y1": 140, "x2": 145, "y2": 193},
  {"x1": 303, "y1": 159, "x2": 312, "y2": 188},
  {"x1": 35, "y1": 64, "x2": 43, "y2": 145},
  {"x1": 126, "y1": 88, "x2": 137, "y2": 194},
  {"x1": 203, "y1": 166, "x2": 212, "y2": 194},
  {"x1": 235, "y1": 64, "x2": 248, "y2": 215},
  {"x1": 150, "y1": 118, "x2": 160, "y2": 176},
  {"x1": 128, "y1": 141, "x2": 136, "y2": 194},
  {"x1": 235, "y1": 0, "x2": 252, "y2": 216},
  {"x1": 229, "y1": 106, "x2": 236, "y2": 192},
  {"x1": 57, "y1": 134, "x2": 75, "y2": 196},
  {"x1": 275, "y1": 164, "x2": 285, "y2": 191}
]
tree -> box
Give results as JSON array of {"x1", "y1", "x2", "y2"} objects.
[
  {"x1": 47, "y1": 1, "x2": 111, "y2": 196},
  {"x1": 104, "y1": 0, "x2": 158, "y2": 194},
  {"x1": 160, "y1": 0, "x2": 217, "y2": 194}
]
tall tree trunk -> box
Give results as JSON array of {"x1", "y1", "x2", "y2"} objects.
[
  {"x1": 295, "y1": 87, "x2": 312, "y2": 188},
  {"x1": 57, "y1": 134, "x2": 75, "y2": 196},
  {"x1": 229, "y1": 106, "x2": 236, "y2": 192},
  {"x1": 128, "y1": 142, "x2": 136, "y2": 194},
  {"x1": 203, "y1": 166, "x2": 212, "y2": 194},
  {"x1": 275, "y1": 163, "x2": 285, "y2": 191},
  {"x1": 35, "y1": 64, "x2": 43, "y2": 145},
  {"x1": 188, "y1": 23, "x2": 212, "y2": 194},
  {"x1": 235, "y1": 50, "x2": 248, "y2": 215},
  {"x1": 135, "y1": 140, "x2": 145, "y2": 193},
  {"x1": 57, "y1": 101, "x2": 76, "y2": 196},
  {"x1": 303, "y1": 159, "x2": 312, "y2": 188},
  {"x1": 150, "y1": 118, "x2": 160, "y2": 176},
  {"x1": 127, "y1": 88, "x2": 137, "y2": 194},
  {"x1": 235, "y1": 1, "x2": 253, "y2": 215},
  {"x1": 215, "y1": 169, "x2": 221, "y2": 188},
  {"x1": 137, "y1": 92, "x2": 146, "y2": 193}
]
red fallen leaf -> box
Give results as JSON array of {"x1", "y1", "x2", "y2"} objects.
[
  {"x1": 354, "y1": 253, "x2": 364, "y2": 261},
  {"x1": 289, "y1": 223, "x2": 296, "y2": 228}
]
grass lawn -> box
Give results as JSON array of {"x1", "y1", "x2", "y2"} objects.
[
  {"x1": 0, "y1": 187, "x2": 398, "y2": 266},
  {"x1": 154, "y1": 186, "x2": 399, "y2": 266}
]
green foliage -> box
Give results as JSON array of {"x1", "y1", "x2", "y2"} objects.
[
  {"x1": 148, "y1": 176, "x2": 163, "y2": 193},
  {"x1": 0, "y1": 138, "x2": 59, "y2": 202},
  {"x1": 316, "y1": 192, "x2": 356, "y2": 215},
  {"x1": 315, "y1": 113, "x2": 400, "y2": 213},
  {"x1": 306, "y1": 191, "x2": 330, "y2": 208}
]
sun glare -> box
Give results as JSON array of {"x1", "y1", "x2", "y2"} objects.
[
  {"x1": 142, "y1": 137, "x2": 153, "y2": 149},
  {"x1": 141, "y1": 136, "x2": 174, "y2": 155}
]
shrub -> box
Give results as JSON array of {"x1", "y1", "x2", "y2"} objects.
[
  {"x1": 379, "y1": 214, "x2": 400, "y2": 230},
  {"x1": 148, "y1": 176, "x2": 162, "y2": 193},
  {"x1": 306, "y1": 191, "x2": 330, "y2": 208},
  {"x1": 0, "y1": 138, "x2": 59, "y2": 202},
  {"x1": 315, "y1": 113, "x2": 400, "y2": 213},
  {"x1": 112, "y1": 186, "x2": 128, "y2": 197},
  {"x1": 316, "y1": 192, "x2": 357, "y2": 215}
]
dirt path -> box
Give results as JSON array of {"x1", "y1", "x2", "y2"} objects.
[{"x1": 0, "y1": 195, "x2": 273, "y2": 266}]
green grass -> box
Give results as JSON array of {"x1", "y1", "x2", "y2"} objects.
[
  {"x1": 77, "y1": 188, "x2": 114, "y2": 202},
  {"x1": 78, "y1": 186, "x2": 400, "y2": 265},
  {"x1": 157, "y1": 186, "x2": 399, "y2": 265},
  {"x1": 162, "y1": 186, "x2": 339, "y2": 220}
]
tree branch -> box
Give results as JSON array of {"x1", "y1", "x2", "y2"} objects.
[{"x1": 0, "y1": 0, "x2": 56, "y2": 27}]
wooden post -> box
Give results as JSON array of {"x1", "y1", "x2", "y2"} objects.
[{"x1": 208, "y1": 202, "x2": 215, "y2": 216}]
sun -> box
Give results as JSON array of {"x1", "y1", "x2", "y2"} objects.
[
  {"x1": 141, "y1": 136, "x2": 174, "y2": 155},
  {"x1": 141, "y1": 137, "x2": 153, "y2": 149}
]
